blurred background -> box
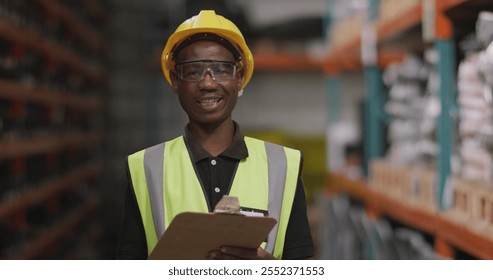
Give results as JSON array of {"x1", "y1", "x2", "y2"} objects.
[{"x1": 1, "y1": 0, "x2": 493, "y2": 260}]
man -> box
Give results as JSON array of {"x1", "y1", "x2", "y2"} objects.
[{"x1": 117, "y1": 10, "x2": 313, "y2": 260}]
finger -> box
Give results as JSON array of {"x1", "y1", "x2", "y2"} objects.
[
  {"x1": 208, "y1": 250, "x2": 238, "y2": 260},
  {"x1": 207, "y1": 250, "x2": 220, "y2": 260},
  {"x1": 257, "y1": 248, "x2": 276, "y2": 260},
  {"x1": 220, "y1": 246, "x2": 258, "y2": 259}
]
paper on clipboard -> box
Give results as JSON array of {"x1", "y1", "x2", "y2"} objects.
[{"x1": 148, "y1": 211, "x2": 277, "y2": 260}]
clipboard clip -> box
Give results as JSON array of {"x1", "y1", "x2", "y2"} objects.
[{"x1": 213, "y1": 195, "x2": 244, "y2": 215}]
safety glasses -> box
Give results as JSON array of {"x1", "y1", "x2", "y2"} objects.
[{"x1": 174, "y1": 60, "x2": 238, "y2": 82}]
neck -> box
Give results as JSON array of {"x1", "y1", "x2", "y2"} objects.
[{"x1": 188, "y1": 121, "x2": 235, "y2": 157}]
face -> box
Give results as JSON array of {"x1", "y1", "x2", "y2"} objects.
[{"x1": 171, "y1": 40, "x2": 244, "y2": 127}]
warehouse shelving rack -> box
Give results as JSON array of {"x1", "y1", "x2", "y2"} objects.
[
  {"x1": 324, "y1": 0, "x2": 493, "y2": 259},
  {"x1": 0, "y1": 0, "x2": 107, "y2": 259},
  {"x1": 327, "y1": 173, "x2": 493, "y2": 259},
  {"x1": 254, "y1": 52, "x2": 323, "y2": 71},
  {"x1": 0, "y1": 17, "x2": 104, "y2": 82}
]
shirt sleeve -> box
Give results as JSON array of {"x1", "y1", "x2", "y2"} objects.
[
  {"x1": 281, "y1": 154, "x2": 315, "y2": 260},
  {"x1": 116, "y1": 160, "x2": 148, "y2": 259}
]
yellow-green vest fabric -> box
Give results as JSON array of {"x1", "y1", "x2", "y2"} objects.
[{"x1": 127, "y1": 136, "x2": 301, "y2": 259}]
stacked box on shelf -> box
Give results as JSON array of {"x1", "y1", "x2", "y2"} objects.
[
  {"x1": 369, "y1": 159, "x2": 437, "y2": 211},
  {"x1": 369, "y1": 49, "x2": 440, "y2": 210},
  {"x1": 457, "y1": 12, "x2": 493, "y2": 183},
  {"x1": 369, "y1": 159, "x2": 387, "y2": 191},
  {"x1": 442, "y1": 11, "x2": 493, "y2": 237},
  {"x1": 450, "y1": 178, "x2": 474, "y2": 221},
  {"x1": 378, "y1": 0, "x2": 420, "y2": 23},
  {"x1": 383, "y1": 52, "x2": 438, "y2": 167},
  {"x1": 447, "y1": 178, "x2": 493, "y2": 237},
  {"x1": 330, "y1": 0, "x2": 422, "y2": 52},
  {"x1": 457, "y1": 54, "x2": 492, "y2": 180},
  {"x1": 470, "y1": 182, "x2": 493, "y2": 235},
  {"x1": 328, "y1": 10, "x2": 365, "y2": 52},
  {"x1": 419, "y1": 168, "x2": 437, "y2": 211},
  {"x1": 326, "y1": 0, "x2": 369, "y2": 50}
]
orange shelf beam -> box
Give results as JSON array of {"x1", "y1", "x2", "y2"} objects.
[
  {"x1": 254, "y1": 53, "x2": 323, "y2": 71},
  {"x1": 35, "y1": 0, "x2": 106, "y2": 53},
  {"x1": 0, "y1": 18, "x2": 105, "y2": 82},
  {"x1": 323, "y1": 51, "x2": 405, "y2": 74},
  {"x1": 436, "y1": 0, "x2": 470, "y2": 10},
  {"x1": 378, "y1": 0, "x2": 470, "y2": 42},
  {"x1": 324, "y1": 0, "x2": 474, "y2": 72},
  {"x1": 327, "y1": 173, "x2": 437, "y2": 234},
  {"x1": 327, "y1": 172, "x2": 493, "y2": 259},
  {"x1": 0, "y1": 162, "x2": 102, "y2": 221},
  {"x1": 0, "y1": 131, "x2": 104, "y2": 160},
  {"x1": 0, "y1": 79, "x2": 104, "y2": 111},
  {"x1": 323, "y1": 53, "x2": 369, "y2": 74},
  {"x1": 376, "y1": 2, "x2": 422, "y2": 43},
  {"x1": 327, "y1": 38, "x2": 362, "y2": 63},
  {"x1": 436, "y1": 215, "x2": 493, "y2": 260},
  {"x1": 7, "y1": 197, "x2": 101, "y2": 259}
]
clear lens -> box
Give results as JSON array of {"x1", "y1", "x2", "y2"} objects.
[{"x1": 175, "y1": 60, "x2": 237, "y2": 82}]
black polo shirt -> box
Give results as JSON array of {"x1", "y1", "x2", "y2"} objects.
[{"x1": 117, "y1": 123, "x2": 314, "y2": 259}]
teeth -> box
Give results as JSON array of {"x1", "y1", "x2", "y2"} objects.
[{"x1": 200, "y1": 98, "x2": 219, "y2": 106}]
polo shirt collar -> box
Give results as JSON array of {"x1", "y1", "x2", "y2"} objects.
[{"x1": 184, "y1": 121, "x2": 249, "y2": 163}]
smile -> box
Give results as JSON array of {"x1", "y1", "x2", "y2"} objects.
[{"x1": 198, "y1": 97, "x2": 222, "y2": 108}]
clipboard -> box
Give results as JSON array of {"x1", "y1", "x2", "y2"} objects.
[{"x1": 148, "y1": 211, "x2": 277, "y2": 260}]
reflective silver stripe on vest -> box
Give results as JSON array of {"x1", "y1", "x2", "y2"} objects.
[
  {"x1": 264, "y1": 142, "x2": 287, "y2": 254},
  {"x1": 144, "y1": 143, "x2": 166, "y2": 239},
  {"x1": 142, "y1": 140, "x2": 288, "y2": 254}
]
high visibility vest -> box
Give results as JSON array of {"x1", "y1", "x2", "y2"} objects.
[{"x1": 127, "y1": 136, "x2": 301, "y2": 259}]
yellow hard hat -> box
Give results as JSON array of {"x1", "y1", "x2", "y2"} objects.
[{"x1": 161, "y1": 10, "x2": 254, "y2": 90}]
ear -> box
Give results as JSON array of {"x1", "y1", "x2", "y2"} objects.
[{"x1": 170, "y1": 72, "x2": 179, "y2": 93}]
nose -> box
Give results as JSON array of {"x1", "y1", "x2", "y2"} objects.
[
  {"x1": 198, "y1": 68, "x2": 217, "y2": 88},
  {"x1": 201, "y1": 68, "x2": 215, "y2": 81}
]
